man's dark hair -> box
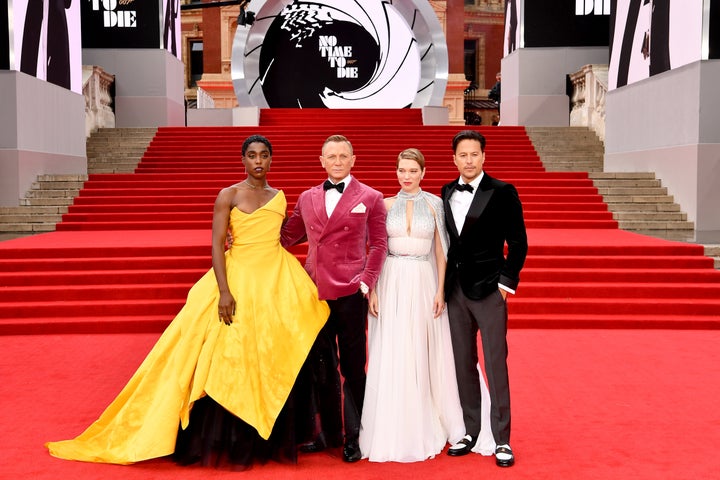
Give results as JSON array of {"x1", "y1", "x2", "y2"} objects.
[{"x1": 452, "y1": 130, "x2": 486, "y2": 153}]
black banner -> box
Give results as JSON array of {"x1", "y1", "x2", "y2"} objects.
[
  {"x1": 711, "y1": 0, "x2": 719, "y2": 59},
  {"x1": 1, "y1": 1, "x2": 8, "y2": 70},
  {"x1": 81, "y1": 0, "x2": 160, "y2": 49},
  {"x1": 523, "y1": 0, "x2": 609, "y2": 48}
]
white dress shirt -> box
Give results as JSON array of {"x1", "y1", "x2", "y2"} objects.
[
  {"x1": 325, "y1": 174, "x2": 351, "y2": 218},
  {"x1": 449, "y1": 173, "x2": 483, "y2": 234}
]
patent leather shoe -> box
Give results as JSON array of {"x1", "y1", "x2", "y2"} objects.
[
  {"x1": 495, "y1": 444, "x2": 515, "y2": 467},
  {"x1": 447, "y1": 435, "x2": 476, "y2": 456},
  {"x1": 299, "y1": 440, "x2": 326, "y2": 453}
]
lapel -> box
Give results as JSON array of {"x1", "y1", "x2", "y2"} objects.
[
  {"x1": 309, "y1": 184, "x2": 329, "y2": 225},
  {"x1": 461, "y1": 173, "x2": 494, "y2": 237},
  {"x1": 329, "y1": 177, "x2": 361, "y2": 222},
  {"x1": 444, "y1": 182, "x2": 461, "y2": 240}
]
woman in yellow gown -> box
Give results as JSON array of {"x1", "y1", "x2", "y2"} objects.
[{"x1": 46, "y1": 135, "x2": 330, "y2": 467}]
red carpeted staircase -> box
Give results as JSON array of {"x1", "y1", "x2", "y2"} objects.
[{"x1": 1, "y1": 109, "x2": 719, "y2": 334}]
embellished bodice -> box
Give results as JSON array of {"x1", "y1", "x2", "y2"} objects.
[{"x1": 385, "y1": 190, "x2": 446, "y2": 259}]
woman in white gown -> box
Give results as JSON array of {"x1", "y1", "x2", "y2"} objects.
[{"x1": 359, "y1": 148, "x2": 495, "y2": 463}]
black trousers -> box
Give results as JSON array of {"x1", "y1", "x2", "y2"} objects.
[
  {"x1": 297, "y1": 291, "x2": 367, "y2": 446},
  {"x1": 447, "y1": 280, "x2": 511, "y2": 445}
]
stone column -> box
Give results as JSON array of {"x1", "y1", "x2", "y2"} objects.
[{"x1": 436, "y1": 0, "x2": 469, "y2": 125}]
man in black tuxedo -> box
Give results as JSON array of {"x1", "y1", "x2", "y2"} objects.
[{"x1": 442, "y1": 130, "x2": 527, "y2": 467}]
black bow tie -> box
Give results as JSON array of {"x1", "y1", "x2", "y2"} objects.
[
  {"x1": 455, "y1": 183, "x2": 474, "y2": 193},
  {"x1": 323, "y1": 180, "x2": 345, "y2": 193}
]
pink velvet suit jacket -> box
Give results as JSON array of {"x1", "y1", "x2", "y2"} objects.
[{"x1": 281, "y1": 177, "x2": 388, "y2": 301}]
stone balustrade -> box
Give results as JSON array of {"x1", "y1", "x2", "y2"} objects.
[
  {"x1": 82, "y1": 66, "x2": 115, "y2": 137},
  {"x1": 569, "y1": 64, "x2": 607, "y2": 141}
]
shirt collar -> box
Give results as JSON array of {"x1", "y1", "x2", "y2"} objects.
[
  {"x1": 326, "y1": 174, "x2": 352, "y2": 187},
  {"x1": 459, "y1": 172, "x2": 483, "y2": 189}
]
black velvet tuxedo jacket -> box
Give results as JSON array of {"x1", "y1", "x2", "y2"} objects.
[{"x1": 442, "y1": 173, "x2": 528, "y2": 301}]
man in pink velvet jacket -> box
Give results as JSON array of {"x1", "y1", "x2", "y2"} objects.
[{"x1": 281, "y1": 134, "x2": 387, "y2": 463}]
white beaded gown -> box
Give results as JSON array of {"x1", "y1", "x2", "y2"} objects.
[{"x1": 359, "y1": 190, "x2": 495, "y2": 462}]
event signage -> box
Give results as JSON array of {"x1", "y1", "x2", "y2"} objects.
[
  {"x1": 608, "y1": 0, "x2": 714, "y2": 89},
  {"x1": 504, "y1": 0, "x2": 609, "y2": 56},
  {"x1": 81, "y1": 0, "x2": 181, "y2": 58},
  {"x1": 233, "y1": 0, "x2": 448, "y2": 109},
  {"x1": 6, "y1": 0, "x2": 82, "y2": 92},
  {"x1": 712, "y1": 0, "x2": 719, "y2": 59},
  {"x1": 2, "y1": 1, "x2": 9, "y2": 70}
]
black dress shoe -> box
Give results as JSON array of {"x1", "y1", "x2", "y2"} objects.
[
  {"x1": 447, "y1": 435, "x2": 476, "y2": 456},
  {"x1": 299, "y1": 440, "x2": 326, "y2": 453},
  {"x1": 342, "y1": 443, "x2": 361, "y2": 463},
  {"x1": 495, "y1": 444, "x2": 515, "y2": 467}
]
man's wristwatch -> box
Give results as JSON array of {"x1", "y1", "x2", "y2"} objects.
[{"x1": 360, "y1": 282, "x2": 369, "y2": 295}]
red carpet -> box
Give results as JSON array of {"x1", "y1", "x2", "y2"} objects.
[
  {"x1": 2, "y1": 330, "x2": 719, "y2": 479},
  {"x1": 1, "y1": 109, "x2": 719, "y2": 477}
]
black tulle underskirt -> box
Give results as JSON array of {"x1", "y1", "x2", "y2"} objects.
[{"x1": 173, "y1": 394, "x2": 298, "y2": 470}]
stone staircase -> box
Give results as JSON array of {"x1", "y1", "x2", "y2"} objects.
[
  {"x1": 526, "y1": 126, "x2": 720, "y2": 268},
  {"x1": 526, "y1": 126, "x2": 695, "y2": 233},
  {"x1": 526, "y1": 126, "x2": 605, "y2": 172},
  {"x1": 0, "y1": 175, "x2": 86, "y2": 241},
  {"x1": 86, "y1": 127, "x2": 157, "y2": 173},
  {"x1": 0, "y1": 128, "x2": 155, "y2": 240}
]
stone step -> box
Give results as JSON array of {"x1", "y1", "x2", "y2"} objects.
[
  {"x1": 526, "y1": 127, "x2": 599, "y2": 135},
  {"x1": 86, "y1": 137, "x2": 155, "y2": 142},
  {"x1": 0, "y1": 223, "x2": 56, "y2": 233},
  {"x1": 38, "y1": 174, "x2": 88, "y2": 182},
  {"x1": 86, "y1": 150, "x2": 148, "y2": 156},
  {"x1": 90, "y1": 155, "x2": 142, "y2": 165},
  {"x1": 25, "y1": 190, "x2": 81, "y2": 199},
  {"x1": 608, "y1": 203, "x2": 681, "y2": 212},
  {"x1": 87, "y1": 136, "x2": 153, "y2": 142},
  {"x1": 20, "y1": 197, "x2": 75, "y2": 207},
  {"x1": 597, "y1": 187, "x2": 668, "y2": 195},
  {"x1": 0, "y1": 213, "x2": 64, "y2": 223},
  {"x1": 613, "y1": 212, "x2": 688, "y2": 221},
  {"x1": 592, "y1": 179, "x2": 661, "y2": 188},
  {"x1": 541, "y1": 159, "x2": 604, "y2": 166},
  {"x1": 630, "y1": 230, "x2": 698, "y2": 242},
  {"x1": 539, "y1": 163, "x2": 603, "y2": 172},
  {"x1": 0, "y1": 206, "x2": 67, "y2": 215},
  {"x1": 703, "y1": 245, "x2": 720, "y2": 270},
  {"x1": 603, "y1": 195, "x2": 675, "y2": 204},
  {"x1": 617, "y1": 220, "x2": 695, "y2": 230},
  {"x1": 589, "y1": 172, "x2": 656, "y2": 179},
  {"x1": 92, "y1": 127, "x2": 157, "y2": 135},
  {"x1": 88, "y1": 166, "x2": 138, "y2": 174},
  {"x1": 540, "y1": 156, "x2": 603, "y2": 163},
  {"x1": 529, "y1": 142, "x2": 602, "y2": 149},
  {"x1": 31, "y1": 181, "x2": 86, "y2": 190}
]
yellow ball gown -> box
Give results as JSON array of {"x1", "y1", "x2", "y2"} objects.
[{"x1": 46, "y1": 191, "x2": 329, "y2": 465}]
